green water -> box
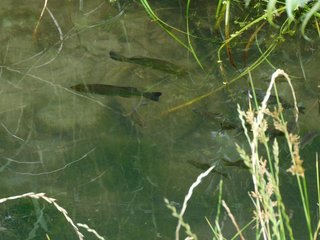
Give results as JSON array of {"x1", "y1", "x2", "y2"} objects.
[{"x1": 0, "y1": 1, "x2": 319, "y2": 239}]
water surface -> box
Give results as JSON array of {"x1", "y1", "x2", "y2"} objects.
[{"x1": 0, "y1": 1, "x2": 319, "y2": 239}]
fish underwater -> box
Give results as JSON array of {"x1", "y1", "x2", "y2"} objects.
[
  {"x1": 220, "y1": 158, "x2": 249, "y2": 170},
  {"x1": 70, "y1": 83, "x2": 162, "y2": 101},
  {"x1": 109, "y1": 51, "x2": 188, "y2": 76},
  {"x1": 192, "y1": 109, "x2": 238, "y2": 130},
  {"x1": 192, "y1": 108, "x2": 287, "y2": 139}
]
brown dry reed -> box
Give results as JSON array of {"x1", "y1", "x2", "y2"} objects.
[{"x1": 165, "y1": 69, "x2": 319, "y2": 240}]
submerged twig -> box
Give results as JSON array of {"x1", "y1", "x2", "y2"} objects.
[
  {"x1": 10, "y1": 148, "x2": 95, "y2": 176},
  {"x1": 33, "y1": 7, "x2": 64, "y2": 68},
  {"x1": 32, "y1": 0, "x2": 48, "y2": 42}
]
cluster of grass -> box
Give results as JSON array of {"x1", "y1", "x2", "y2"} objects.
[
  {"x1": 139, "y1": 1, "x2": 320, "y2": 238},
  {"x1": 140, "y1": 0, "x2": 320, "y2": 114},
  {"x1": 264, "y1": 0, "x2": 320, "y2": 40},
  {"x1": 141, "y1": 0, "x2": 320, "y2": 61},
  {"x1": 165, "y1": 69, "x2": 320, "y2": 239}
]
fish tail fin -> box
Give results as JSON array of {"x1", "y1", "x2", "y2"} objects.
[
  {"x1": 142, "y1": 92, "x2": 162, "y2": 101},
  {"x1": 109, "y1": 51, "x2": 127, "y2": 62}
]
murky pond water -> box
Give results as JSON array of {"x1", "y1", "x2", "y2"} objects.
[{"x1": 0, "y1": 1, "x2": 319, "y2": 239}]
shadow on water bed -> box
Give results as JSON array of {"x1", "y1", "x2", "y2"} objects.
[{"x1": 0, "y1": 0, "x2": 319, "y2": 239}]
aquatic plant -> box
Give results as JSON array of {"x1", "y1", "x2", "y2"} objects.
[
  {"x1": 264, "y1": 0, "x2": 320, "y2": 40},
  {"x1": 140, "y1": 0, "x2": 320, "y2": 114},
  {"x1": 164, "y1": 69, "x2": 320, "y2": 239}
]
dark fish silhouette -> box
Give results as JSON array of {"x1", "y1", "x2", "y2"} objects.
[
  {"x1": 109, "y1": 51, "x2": 188, "y2": 76},
  {"x1": 221, "y1": 158, "x2": 249, "y2": 169},
  {"x1": 192, "y1": 109, "x2": 238, "y2": 130},
  {"x1": 70, "y1": 84, "x2": 161, "y2": 101}
]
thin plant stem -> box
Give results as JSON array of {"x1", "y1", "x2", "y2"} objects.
[
  {"x1": 217, "y1": 6, "x2": 286, "y2": 65},
  {"x1": 224, "y1": 0, "x2": 236, "y2": 67},
  {"x1": 175, "y1": 165, "x2": 215, "y2": 240},
  {"x1": 140, "y1": 0, "x2": 190, "y2": 50},
  {"x1": 271, "y1": 70, "x2": 312, "y2": 239},
  {"x1": 214, "y1": 180, "x2": 224, "y2": 238},
  {"x1": 186, "y1": 0, "x2": 204, "y2": 70},
  {"x1": 222, "y1": 200, "x2": 245, "y2": 240},
  {"x1": 162, "y1": 38, "x2": 278, "y2": 116}
]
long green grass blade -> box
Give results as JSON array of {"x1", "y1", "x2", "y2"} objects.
[{"x1": 186, "y1": 0, "x2": 204, "y2": 70}]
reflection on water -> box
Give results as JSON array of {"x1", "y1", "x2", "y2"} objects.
[{"x1": 0, "y1": 1, "x2": 319, "y2": 239}]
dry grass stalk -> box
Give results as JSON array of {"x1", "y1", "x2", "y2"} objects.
[
  {"x1": 222, "y1": 200, "x2": 245, "y2": 240},
  {"x1": 0, "y1": 192, "x2": 103, "y2": 240},
  {"x1": 164, "y1": 165, "x2": 215, "y2": 240},
  {"x1": 32, "y1": 0, "x2": 48, "y2": 42},
  {"x1": 77, "y1": 223, "x2": 105, "y2": 240},
  {"x1": 237, "y1": 69, "x2": 303, "y2": 239}
]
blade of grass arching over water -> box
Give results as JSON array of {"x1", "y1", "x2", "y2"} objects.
[
  {"x1": 161, "y1": 37, "x2": 279, "y2": 116},
  {"x1": 186, "y1": 0, "x2": 204, "y2": 70},
  {"x1": 301, "y1": 1, "x2": 320, "y2": 40},
  {"x1": 140, "y1": 0, "x2": 190, "y2": 50},
  {"x1": 141, "y1": 0, "x2": 205, "y2": 68}
]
